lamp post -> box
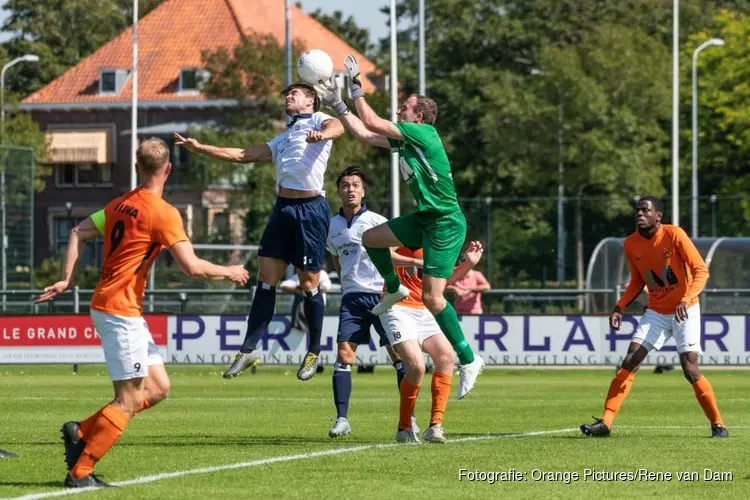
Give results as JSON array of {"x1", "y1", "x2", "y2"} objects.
[
  {"x1": 390, "y1": 0, "x2": 399, "y2": 218},
  {"x1": 671, "y1": 0, "x2": 679, "y2": 226},
  {"x1": 691, "y1": 38, "x2": 724, "y2": 238},
  {"x1": 1, "y1": 54, "x2": 39, "y2": 311}
]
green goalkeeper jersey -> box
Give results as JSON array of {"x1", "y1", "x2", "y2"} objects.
[{"x1": 388, "y1": 122, "x2": 460, "y2": 214}]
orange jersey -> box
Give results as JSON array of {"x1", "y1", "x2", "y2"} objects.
[
  {"x1": 91, "y1": 188, "x2": 188, "y2": 317},
  {"x1": 390, "y1": 247, "x2": 425, "y2": 309},
  {"x1": 616, "y1": 225, "x2": 709, "y2": 315}
]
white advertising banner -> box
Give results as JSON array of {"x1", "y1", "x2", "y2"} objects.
[{"x1": 167, "y1": 314, "x2": 750, "y2": 366}]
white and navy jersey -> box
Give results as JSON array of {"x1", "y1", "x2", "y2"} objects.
[
  {"x1": 327, "y1": 206, "x2": 387, "y2": 295},
  {"x1": 266, "y1": 111, "x2": 334, "y2": 194}
]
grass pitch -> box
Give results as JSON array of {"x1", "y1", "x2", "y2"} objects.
[{"x1": 0, "y1": 365, "x2": 748, "y2": 499}]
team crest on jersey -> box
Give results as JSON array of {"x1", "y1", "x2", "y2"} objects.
[{"x1": 663, "y1": 247, "x2": 673, "y2": 259}]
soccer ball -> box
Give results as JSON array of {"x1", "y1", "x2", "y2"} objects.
[{"x1": 297, "y1": 49, "x2": 334, "y2": 86}]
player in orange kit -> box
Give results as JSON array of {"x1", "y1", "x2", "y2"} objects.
[
  {"x1": 382, "y1": 241, "x2": 483, "y2": 444},
  {"x1": 580, "y1": 197, "x2": 728, "y2": 439},
  {"x1": 35, "y1": 138, "x2": 249, "y2": 487}
]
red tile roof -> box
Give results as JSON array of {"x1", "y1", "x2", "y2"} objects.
[{"x1": 22, "y1": 0, "x2": 379, "y2": 105}]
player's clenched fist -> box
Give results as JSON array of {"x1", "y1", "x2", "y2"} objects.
[
  {"x1": 609, "y1": 306, "x2": 623, "y2": 331},
  {"x1": 226, "y1": 265, "x2": 249, "y2": 286}
]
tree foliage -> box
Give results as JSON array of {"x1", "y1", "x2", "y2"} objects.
[{"x1": 307, "y1": 8, "x2": 373, "y2": 57}]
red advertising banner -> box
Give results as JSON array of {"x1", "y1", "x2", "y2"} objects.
[{"x1": 0, "y1": 315, "x2": 168, "y2": 346}]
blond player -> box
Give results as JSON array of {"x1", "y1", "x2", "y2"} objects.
[
  {"x1": 35, "y1": 138, "x2": 249, "y2": 488},
  {"x1": 383, "y1": 242, "x2": 484, "y2": 444}
]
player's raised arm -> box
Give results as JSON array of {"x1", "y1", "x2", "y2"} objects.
[
  {"x1": 315, "y1": 77, "x2": 390, "y2": 149},
  {"x1": 35, "y1": 214, "x2": 103, "y2": 303},
  {"x1": 675, "y1": 228, "x2": 710, "y2": 305},
  {"x1": 174, "y1": 133, "x2": 272, "y2": 164},
  {"x1": 344, "y1": 56, "x2": 404, "y2": 141},
  {"x1": 447, "y1": 241, "x2": 484, "y2": 286}
]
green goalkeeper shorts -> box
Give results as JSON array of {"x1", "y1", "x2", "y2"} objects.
[{"x1": 387, "y1": 209, "x2": 467, "y2": 279}]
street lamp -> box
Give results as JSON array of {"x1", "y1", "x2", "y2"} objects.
[
  {"x1": 1, "y1": 54, "x2": 40, "y2": 141},
  {"x1": 1, "y1": 54, "x2": 39, "y2": 311},
  {"x1": 691, "y1": 38, "x2": 724, "y2": 238}
]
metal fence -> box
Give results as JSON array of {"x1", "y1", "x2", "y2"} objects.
[
  {"x1": 0, "y1": 145, "x2": 34, "y2": 311},
  {"x1": 2, "y1": 287, "x2": 748, "y2": 316}
]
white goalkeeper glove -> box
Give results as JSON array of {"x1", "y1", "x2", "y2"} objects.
[
  {"x1": 314, "y1": 76, "x2": 349, "y2": 116},
  {"x1": 344, "y1": 55, "x2": 364, "y2": 101}
]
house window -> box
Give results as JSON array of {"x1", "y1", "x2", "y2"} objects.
[
  {"x1": 53, "y1": 217, "x2": 104, "y2": 267},
  {"x1": 100, "y1": 71, "x2": 116, "y2": 93},
  {"x1": 212, "y1": 212, "x2": 228, "y2": 234},
  {"x1": 55, "y1": 164, "x2": 113, "y2": 187},
  {"x1": 56, "y1": 164, "x2": 75, "y2": 186},
  {"x1": 179, "y1": 68, "x2": 209, "y2": 93},
  {"x1": 99, "y1": 69, "x2": 130, "y2": 95}
]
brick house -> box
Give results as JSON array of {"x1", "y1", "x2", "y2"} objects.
[{"x1": 20, "y1": 0, "x2": 380, "y2": 267}]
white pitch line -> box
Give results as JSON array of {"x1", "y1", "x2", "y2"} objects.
[
  {"x1": 618, "y1": 425, "x2": 748, "y2": 429},
  {"x1": 3, "y1": 427, "x2": 579, "y2": 500}
]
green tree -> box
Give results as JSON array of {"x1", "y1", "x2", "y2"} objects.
[
  {"x1": 307, "y1": 8, "x2": 373, "y2": 57},
  {"x1": 683, "y1": 9, "x2": 750, "y2": 236}
]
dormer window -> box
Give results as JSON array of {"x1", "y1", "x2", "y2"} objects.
[
  {"x1": 99, "y1": 69, "x2": 130, "y2": 95},
  {"x1": 179, "y1": 68, "x2": 209, "y2": 93}
]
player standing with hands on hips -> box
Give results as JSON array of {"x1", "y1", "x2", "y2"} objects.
[
  {"x1": 315, "y1": 56, "x2": 484, "y2": 399},
  {"x1": 175, "y1": 83, "x2": 344, "y2": 381},
  {"x1": 581, "y1": 197, "x2": 728, "y2": 439}
]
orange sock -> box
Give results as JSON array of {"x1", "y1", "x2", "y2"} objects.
[
  {"x1": 601, "y1": 368, "x2": 635, "y2": 428},
  {"x1": 78, "y1": 408, "x2": 103, "y2": 439},
  {"x1": 430, "y1": 373, "x2": 452, "y2": 426},
  {"x1": 71, "y1": 404, "x2": 130, "y2": 479},
  {"x1": 692, "y1": 376, "x2": 724, "y2": 426},
  {"x1": 399, "y1": 378, "x2": 421, "y2": 430}
]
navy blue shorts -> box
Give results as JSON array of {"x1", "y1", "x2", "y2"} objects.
[
  {"x1": 338, "y1": 292, "x2": 389, "y2": 347},
  {"x1": 258, "y1": 196, "x2": 330, "y2": 270}
]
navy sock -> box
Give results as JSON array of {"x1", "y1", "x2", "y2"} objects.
[
  {"x1": 304, "y1": 287, "x2": 325, "y2": 355},
  {"x1": 333, "y1": 362, "x2": 352, "y2": 419},
  {"x1": 240, "y1": 282, "x2": 276, "y2": 353},
  {"x1": 393, "y1": 360, "x2": 406, "y2": 390}
]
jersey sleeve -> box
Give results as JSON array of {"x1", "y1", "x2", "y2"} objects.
[
  {"x1": 152, "y1": 206, "x2": 189, "y2": 249},
  {"x1": 370, "y1": 212, "x2": 389, "y2": 227},
  {"x1": 266, "y1": 134, "x2": 282, "y2": 163},
  {"x1": 615, "y1": 245, "x2": 646, "y2": 311},
  {"x1": 674, "y1": 228, "x2": 709, "y2": 303},
  {"x1": 326, "y1": 230, "x2": 337, "y2": 255},
  {"x1": 395, "y1": 122, "x2": 433, "y2": 148},
  {"x1": 90, "y1": 209, "x2": 106, "y2": 234},
  {"x1": 313, "y1": 111, "x2": 334, "y2": 129}
]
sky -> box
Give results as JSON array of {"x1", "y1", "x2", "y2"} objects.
[{"x1": 0, "y1": 1, "x2": 392, "y2": 45}]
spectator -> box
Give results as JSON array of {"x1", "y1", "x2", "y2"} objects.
[{"x1": 447, "y1": 257, "x2": 490, "y2": 314}]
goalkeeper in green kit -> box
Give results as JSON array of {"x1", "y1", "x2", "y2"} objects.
[{"x1": 315, "y1": 55, "x2": 484, "y2": 399}]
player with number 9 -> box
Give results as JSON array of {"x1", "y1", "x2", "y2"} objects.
[{"x1": 35, "y1": 138, "x2": 249, "y2": 488}]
